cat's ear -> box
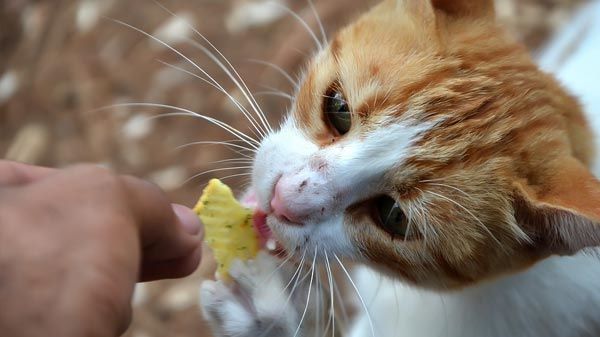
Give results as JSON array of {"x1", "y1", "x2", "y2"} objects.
[
  {"x1": 429, "y1": 0, "x2": 495, "y2": 18},
  {"x1": 514, "y1": 157, "x2": 600, "y2": 255}
]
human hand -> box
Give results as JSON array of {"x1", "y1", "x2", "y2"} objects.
[{"x1": 0, "y1": 161, "x2": 203, "y2": 337}]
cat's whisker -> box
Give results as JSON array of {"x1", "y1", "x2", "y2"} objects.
[
  {"x1": 259, "y1": 83, "x2": 293, "y2": 95},
  {"x1": 261, "y1": 252, "x2": 295, "y2": 285},
  {"x1": 183, "y1": 166, "x2": 253, "y2": 186},
  {"x1": 240, "y1": 179, "x2": 253, "y2": 191},
  {"x1": 257, "y1": 249, "x2": 308, "y2": 337},
  {"x1": 405, "y1": 194, "x2": 438, "y2": 244},
  {"x1": 176, "y1": 140, "x2": 257, "y2": 154},
  {"x1": 318, "y1": 270, "x2": 331, "y2": 337},
  {"x1": 418, "y1": 188, "x2": 503, "y2": 247},
  {"x1": 157, "y1": 60, "x2": 266, "y2": 140},
  {"x1": 421, "y1": 181, "x2": 472, "y2": 199},
  {"x1": 416, "y1": 197, "x2": 441, "y2": 243},
  {"x1": 255, "y1": 91, "x2": 295, "y2": 101},
  {"x1": 315, "y1": 258, "x2": 322, "y2": 337},
  {"x1": 248, "y1": 59, "x2": 299, "y2": 90},
  {"x1": 269, "y1": 1, "x2": 323, "y2": 51},
  {"x1": 332, "y1": 270, "x2": 349, "y2": 334},
  {"x1": 324, "y1": 251, "x2": 336, "y2": 337},
  {"x1": 307, "y1": 0, "x2": 328, "y2": 46},
  {"x1": 93, "y1": 104, "x2": 258, "y2": 150},
  {"x1": 216, "y1": 172, "x2": 253, "y2": 183},
  {"x1": 151, "y1": 112, "x2": 259, "y2": 151},
  {"x1": 110, "y1": 17, "x2": 270, "y2": 146},
  {"x1": 185, "y1": 41, "x2": 272, "y2": 135},
  {"x1": 203, "y1": 158, "x2": 253, "y2": 180},
  {"x1": 152, "y1": 1, "x2": 273, "y2": 136},
  {"x1": 404, "y1": 204, "x2": 415, "y2": 242},
  {"x1": 226, "y1": 145, "x2": 256, "y2": 160},
  {"x1": 100, "y1": 103, "x2": 260, "y2": 149},
  {"x1": 148, "y1": 111, "x2": 259, "y2": 150},
  {"x1": 420, "y1": 177, "x2": 447, "y2": 183},
  {"x1": 335, "y1": 254, "x2": 376, "y2": 337},
  {"x1": 407, "y1": 201, "x2": 430, "y2": 244},
  {"x1": 420, "y1": 175, "x2": 464, "y2": 184},
  {"x1": 207, "y1": 158, "x2": 254, "y2": 168},
  {"x1": 257, "y1": 84, "x2": 295, "y2": 102},
  {"x1": 293, "y1": 248, "x2": 318, "y2": 337},
  {"x1": 282, "y1": 249, "x2": 307, "y2": 294},
  {"x1": 107, "y1": 18, "x2": 269, "y2": 137},
  {"x1": 183, "y1": 38, "x2": 272, "y2": 136}
]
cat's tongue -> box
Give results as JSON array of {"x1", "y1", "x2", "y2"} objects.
[
  {"x1": 242, "y1": 190, "x2": 285, "y2": 255},
  {"x1": 253, "y1": 210, "x2": 286, "y2": 256},
  {"x1": 253, "y1": 210, "x2": 271, "y2": 245}
]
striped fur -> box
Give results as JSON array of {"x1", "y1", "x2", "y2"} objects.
[{"x1": 272, "y1": 0, "x2": 600, "y2": 289}]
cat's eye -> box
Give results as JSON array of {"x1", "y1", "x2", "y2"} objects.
[
  {"x1": 374, "y1": 195, "x2": 408, "y2": 238},
  {"x1": 324, "y1": 89, "x2": 352, "y2": 136}
]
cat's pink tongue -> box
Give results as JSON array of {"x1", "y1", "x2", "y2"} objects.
[
  {"x1": 253, "y1": 210, "x2": 286, "y2": 256},
  {"x1": 253, "y1": 210, "x2": 271, "y2": 245}
]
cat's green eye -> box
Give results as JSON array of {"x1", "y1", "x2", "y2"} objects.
[
  {"x1": 375, "y1": 195, "x2": 408, "y2": 238},
  {"x1": 324, "y1": 90, "x2": 352, "y2": 136}
]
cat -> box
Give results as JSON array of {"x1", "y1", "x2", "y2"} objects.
[{"x1": 200, "y1": 0, "x2": 600, "y2": 336}]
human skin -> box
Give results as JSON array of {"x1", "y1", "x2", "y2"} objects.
[{"x1": 0, "y1": 161, "x2": 203, "y2": 337}]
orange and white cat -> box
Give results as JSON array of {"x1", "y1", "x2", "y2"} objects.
[{"x1": 201, "y1": 0, "x2": 600, "y2": 336}]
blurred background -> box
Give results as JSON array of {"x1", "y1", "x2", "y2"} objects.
[{"x1": 0, "y1": 0, "x2": 590, "y2": 336}]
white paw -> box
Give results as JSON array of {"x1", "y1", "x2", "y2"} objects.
[{"x1": 200, "y1": 252, "x2": 306, "y2": 337}]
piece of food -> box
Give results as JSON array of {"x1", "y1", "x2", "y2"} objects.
[{"x1": 193, "y1": 179, "x2": 259, "y2": 279}]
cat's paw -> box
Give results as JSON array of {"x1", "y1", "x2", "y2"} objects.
[{"x1": 200, "y1": 252, "x2": 305, "y2": 337}]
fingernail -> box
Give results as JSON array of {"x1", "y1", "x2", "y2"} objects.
[{"x1": 172, "y1": 204, "x2": 202, "y2": 235}]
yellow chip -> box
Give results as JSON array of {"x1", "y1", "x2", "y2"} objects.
[{"x1": 194, "y1": 179, "x2": 259, "y2": 280}]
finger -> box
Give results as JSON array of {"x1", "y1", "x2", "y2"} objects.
[
  {"x1": 119, "y1": 176, "x2": 202, "y2": 264},
  {"x1": 0, "y1": 160, "x2": 56, "y2": 186},
  {"x1": 139, "y1": 244, "x2": 203, "y2": 282},
  {"x1": 172, "y1": 203, "x2": 203, "y2": 236},
  {"x1": 13, "y1": 164, "x2": 202, "y2": 281}
]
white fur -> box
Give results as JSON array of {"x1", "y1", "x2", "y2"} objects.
[
  {"x1": 350, "y1": 252, "x2": 600, "y2": 337},
  {"x1": 201, "y1": 253, "x2": 320, "y2": 337},
  {"x1": 252, "y1": 115, "x2": 430, "y2": 259}
]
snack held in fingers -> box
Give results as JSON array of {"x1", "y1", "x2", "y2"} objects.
[{"x1": 193, "y1": 179, "x2": 259, "y2": 280}]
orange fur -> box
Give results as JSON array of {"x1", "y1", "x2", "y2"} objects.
[{"x1": 293, "y1": 0, "x2": 600, "y2": 289}]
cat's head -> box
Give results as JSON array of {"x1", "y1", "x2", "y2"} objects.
[{"x1": 252, "y1": 0, "x2": 600, "y2": 289}]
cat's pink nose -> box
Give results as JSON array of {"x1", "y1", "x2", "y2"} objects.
[{"x1": 270, "y1": 179, "x2": 303, "y2": 225}]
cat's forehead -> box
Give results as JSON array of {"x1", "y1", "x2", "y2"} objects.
[
  {"x1": 303, "y1": 10, "x2": 444, "y2": 120},
  {"x1": 335, "y1": 7, "x2": 436, "y2": 54}
]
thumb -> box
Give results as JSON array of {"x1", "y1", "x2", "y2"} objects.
[{"x1": 0, "y1": 160, "x2": 56, "y2": 186}]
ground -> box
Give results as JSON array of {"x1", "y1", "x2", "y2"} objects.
[{"x1": 0, "y1": 0, "x2": 587, "y2": 336}]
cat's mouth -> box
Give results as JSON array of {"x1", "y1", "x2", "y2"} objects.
[{"x1": 253, "y1": 210, "x2": 287, "y2": 256}]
